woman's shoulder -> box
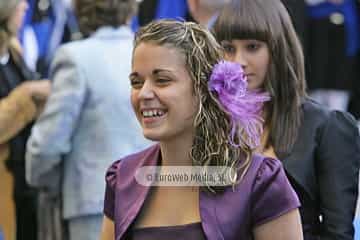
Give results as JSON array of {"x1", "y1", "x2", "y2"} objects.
[
  {"x1": 302, "y1": 98, "x2": 359, "y2": 136},
  {"x1": 247, "y1": 154, "x2": 300, "y2": 226},
  {"x1": 249, "y1": 154, "x2": 285, "y2": 185},
  {"x1": 302, "y1": 98, "x2": 332, "y2": 120},
  {"x1": 220, "y1": 154, "x2": 299, "y2": 228},
  {"x1": 303, "y1": 98, "x2": 357, "y2": 121},
  {"x1": 235, "y1": 154, "x2": 290, "y2": 195},
  {"x1": 105, "y1": 144, "x2": 159, "y2": 187}
]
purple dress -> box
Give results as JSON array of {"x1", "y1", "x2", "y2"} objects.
[
  {"x1": 124, "y1": 222, "x2": 206, "y2": 240},
  {"x1": 103, "y1": 145, "x2": 300, "y2": 240}
]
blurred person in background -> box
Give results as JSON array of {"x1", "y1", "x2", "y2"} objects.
[
  {"x1": 187, "y1": 0, "x2": 230, "y2": 28},
  {"x1": 0, "y1": 0, "x2": 51, "y2": 240},
  {"x1": 131, "y1": 0, "x2": 189, "y2": 31},
  {"x1": 25, "y1": 0, "x2": 149, "y2": 239},
  {"x1": 305, "y1": 0, "x2": 360, "y2": 111},
  {"x1": 20, "y1": 0, "x2": 80, "y2": 77}
]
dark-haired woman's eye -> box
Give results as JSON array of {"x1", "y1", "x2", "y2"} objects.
[
  {"x1": 246, "y1": 43, "x2": 260, "y2": 52},
  {"x1": 222, "y1": 43, "x2": 236, "y2": 55}
]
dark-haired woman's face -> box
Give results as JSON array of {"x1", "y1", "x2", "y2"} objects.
[{"x1": 221, "y1": 39, "x2": 269, "y2": 90}]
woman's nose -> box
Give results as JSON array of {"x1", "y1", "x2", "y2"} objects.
[
  {"x1": 138, "y1": 80, "x2": 155, "y2": 99},
  {"x1": 234, "y1": 52, "x2": 248, "y2": 68}
]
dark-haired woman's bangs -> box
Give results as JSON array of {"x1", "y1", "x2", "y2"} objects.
[{"x1": 214, "y1": 4, "x2": 270, "y2": 43}]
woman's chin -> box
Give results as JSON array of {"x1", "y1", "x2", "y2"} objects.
[{"x1": 142, "y1": 131, "x2": 163, "y2": 142}]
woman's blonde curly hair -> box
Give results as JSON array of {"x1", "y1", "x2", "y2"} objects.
[{"x1": 134, "y1": 20, "x2": 253, "y2": 192}]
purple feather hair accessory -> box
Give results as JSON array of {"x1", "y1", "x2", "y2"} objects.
[{"x1": 209, "y1": 61, "x2": 270, "y2": 149}]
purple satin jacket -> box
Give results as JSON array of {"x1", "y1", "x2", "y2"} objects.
[{"x1": 104, "y1": 145, "x2": 300, "y2": 240}]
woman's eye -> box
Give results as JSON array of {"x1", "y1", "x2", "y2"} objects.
[
  {"x1": 246, "y1": 43, "x2": 260, "y2": 52},
  {"x1": 156, "y1": 78, "x2": 171, "y2": 84},
  {"x1": 222, "y1": 43, "x2": 236, "y2": 55},
  {"x1": 130, "y1": 79, "x2": 144, "y2": 89}
]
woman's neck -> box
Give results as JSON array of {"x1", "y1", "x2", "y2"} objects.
[{"x1": 159, "y1": 134, "x2": 194, "y2": 166}]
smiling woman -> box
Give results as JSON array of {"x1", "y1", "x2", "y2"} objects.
[
  {"x1": 100, "y1": 19, "x2": 303, "y2": 240},
  {"x1": 130, "y1": 43, "x2": 197, "y2": 142}
]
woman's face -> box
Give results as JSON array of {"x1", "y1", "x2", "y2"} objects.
[
  {"x1": 130, "y1": 42, "x2": 198, "y2": 142},
  {"x1": 221, "y1": 39, "x2": 270, "y2": 90},
  {"x1": 7, "y1": 0, "x2": 28, "y2": 34}
]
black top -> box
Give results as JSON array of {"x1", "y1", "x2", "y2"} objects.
[{"x1": 282, "y1": 99, "x2": 360, "y2": 239}]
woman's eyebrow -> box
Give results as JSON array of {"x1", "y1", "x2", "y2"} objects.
[
  {"x1": 153, "y1": 69, "x2": 172, "y2": 75},
  {"x1": 129, "y1": 69, "x2": 173, "y2": 79}
]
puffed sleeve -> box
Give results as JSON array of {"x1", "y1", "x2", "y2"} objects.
[
  {"x1": 317, "y1": 111, "x2": 360, "y2": 239},
  {"x1": 103, "y1": 160, "x2": 121, "y2": 221},
  {"x1": 251, "y1": 157, "x2": 300, "y2": 226}
]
